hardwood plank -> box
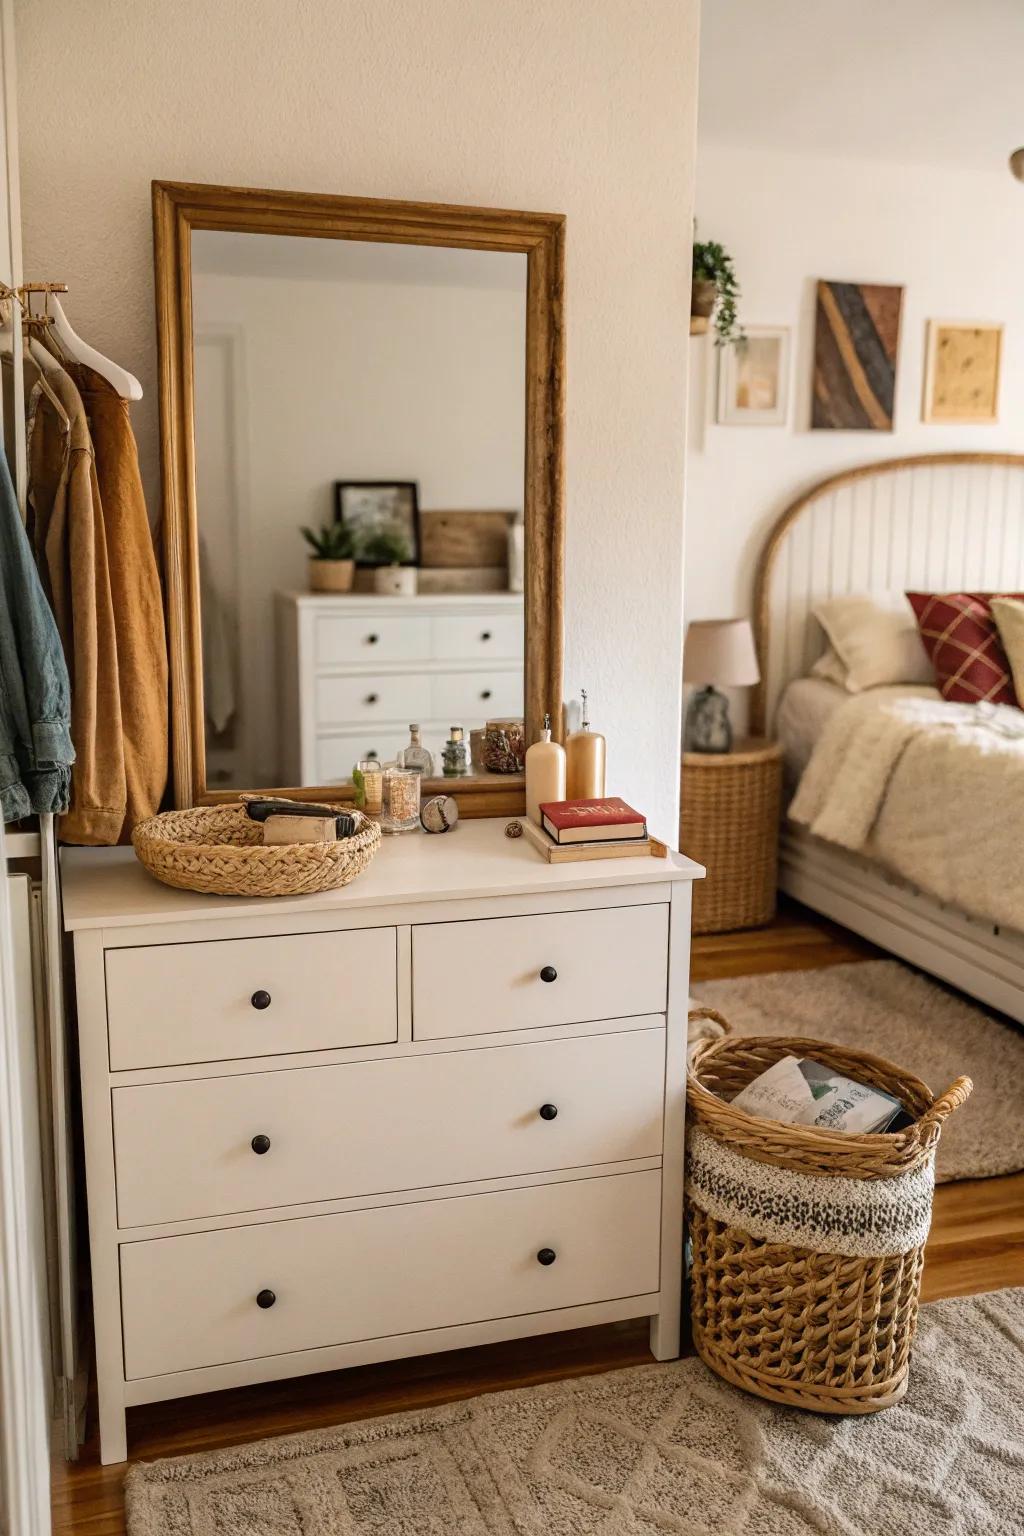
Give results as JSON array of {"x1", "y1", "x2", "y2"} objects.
[{"x1": 52, "y1": 898, "x2": 1024, "y2": 1535}]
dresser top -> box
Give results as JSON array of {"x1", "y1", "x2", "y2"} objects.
[{"x1": 61, "y1": 818, "x2": 703, "y2": 931}]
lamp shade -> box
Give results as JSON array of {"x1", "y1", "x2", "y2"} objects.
[{"x1": 684, "y1": 618, "x2": 760, "y2": 687}]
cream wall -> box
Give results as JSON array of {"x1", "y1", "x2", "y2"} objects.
[
  {"x1": 686, "y1": 145, "x2": 1024, "y2": 642},
  {"x1": 14, "y1": 0, "x2": 700, "y2": 841}
]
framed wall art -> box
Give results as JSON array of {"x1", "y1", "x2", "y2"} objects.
[
  {"x1": 717, "y1": 326, "x2": 791, "y2": 426},
  {"x1": 811, "y1": 280, "x2": 903, "y2": 431},
  {"x1": 922, "y1": 320, "x2": 1002, "y2": 425}
]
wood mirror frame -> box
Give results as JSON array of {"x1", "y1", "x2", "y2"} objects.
[{"x1": 152, "y1": 180, "x2": 565, "y2": 816}]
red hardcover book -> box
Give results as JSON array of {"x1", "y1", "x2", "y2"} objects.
[{"x1": 539, "y1": 797, "x2": 648, "y2": 845}]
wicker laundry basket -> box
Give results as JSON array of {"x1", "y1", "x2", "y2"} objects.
[
  {"x1": 685, "y1": 1008, "x2": 972, "y2": 1414},
  {"x1": 680, "y1": 739, "x2": 782, "y2": 933},
  {"x1": 132, "y1": 804, "x2": 381, "y2": 897}
]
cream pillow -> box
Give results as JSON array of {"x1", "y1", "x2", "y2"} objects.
[
  {"x1": 991, "y1": 596, "x2": 1024, "y2": 707},
  {"x1": 811, "y1": 593, "x2": 933, "y2": 693},
  {"x1": 810, "y1": 644, "x2": 849, "y2": 687}
]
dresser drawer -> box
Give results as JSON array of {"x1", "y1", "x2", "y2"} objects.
[
  {"x1": 112, "y1": 1029, "x2": 665, "y2": 1227},
  {"x1": 314, "y1": 672, "x2": 431, "y2": 727},
  {"x1": 412, "y1": 904, "x2": 668, "y2": 1039},
  {"x1": 105, "y1": 928, "x2": 398, "y2": 1071},
  {"x1": 430, "y1": 668, "x2": 522, "y2": 721},
  {"x1": 431, "y1": 612, "x2": 522, "y2": 661},
  {"x1": 315, "y1": 613, "x2": 429, "y2": 666},
  {"x1": 120, "y1": 1169, "x2": 661, "y2": 1378}
]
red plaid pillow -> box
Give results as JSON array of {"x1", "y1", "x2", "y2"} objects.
[{"x1": 906, "y1": 592, "x2": 1022, "y2": 704}]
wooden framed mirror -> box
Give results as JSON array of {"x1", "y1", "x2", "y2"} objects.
[{"x1": 152, "y1": 180, "x2": 564, "y2": 815}]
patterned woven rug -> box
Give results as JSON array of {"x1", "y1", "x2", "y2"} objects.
[
  {"x1": 126, "y1": 1289, "x2": 1023, "y2": 1535},
  {"x1": 695, "y1": 960, "x2": 1024, "y2": 1182}
]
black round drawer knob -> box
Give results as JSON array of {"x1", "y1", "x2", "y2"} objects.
[
  {"x1": 256, "y1": 1289, "x2": 276, "y2": 1309},
  {"x1": 537, "y1": 1248, "x2": 557, "y2": 1267},
  {"x1": 251, "y1": 1134, "x2": 271, "y2": 1155},
  {"x1": 366, "y1": 633, "x2": 380, "y2": 644},
  {"x1": 367, "y1": 750, "x2": 379, "y2": 760},
  {"x1": 539, "y1": 1103, "x2": 558, "y2": 1121},
  {"x1": 365, "y1": 692, "x2": 379, "y2": 705},
  {"x1": 539, "y1": 966, "x2": 558, "y2": 984},
  {"x1": 481, "y1": 689, "x2": 492, "y2": 700},
  {"x1": 480, "y1": 630, "x2": 492, "y2": 641},
  {"x1": 251, "y1": 990, "x2": 272, "y2": 1011}
]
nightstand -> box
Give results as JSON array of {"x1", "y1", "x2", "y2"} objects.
[{"x1": 680, "y1": 737, "x2": 782, "y2": 934}]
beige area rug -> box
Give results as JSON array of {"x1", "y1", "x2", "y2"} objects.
[
  {"x1": 695, "y1": 960, "x2": 1024, "y2": 1184},
  {"x1": 126, "y1": 1288, "x2": 1024, "y2": 1535}
]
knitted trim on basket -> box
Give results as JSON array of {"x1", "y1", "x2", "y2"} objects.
[{"x1": 685, "y1": 1127, "x2": 936, "y2": 1257}]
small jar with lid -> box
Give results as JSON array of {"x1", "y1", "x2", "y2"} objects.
[
  {"x1": 354, "y1": 758, "x2": 384, "y2": 816},
  {"x1": 442, "y1": 725, "x2": 469, "y2": 777},
  {"x1": 380, "y1": 766, "x2": 421, "y2": 834}
]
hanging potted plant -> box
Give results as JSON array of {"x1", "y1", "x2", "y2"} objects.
[
  {"x1": 301, "y1": 521, "x2": 357, "y2": 593},
  {"x1": 362, "y1": 528, "x2": 417, "y2": 596},
  {"x1": 691, "y1": 238, "x2": 742, "y2": 345}
]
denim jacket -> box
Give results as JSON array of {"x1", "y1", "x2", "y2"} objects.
[{"x1": 0, "y1": 443, "x2": 74, "y2": 821}]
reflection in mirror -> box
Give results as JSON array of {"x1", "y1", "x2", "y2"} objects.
[{"x1": 191, "y1": 231, "x2": 527, "y2": 790}]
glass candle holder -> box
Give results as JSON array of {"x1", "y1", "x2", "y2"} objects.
[
  {"x1": 380, "y1": 767, "x2": 420, "y2": 834},
  {"x1": 355, "y1": 758, "x2": 384, "y2": 817}
]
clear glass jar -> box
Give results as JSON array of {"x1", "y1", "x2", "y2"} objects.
[
  {"x1": 380, "y1": 767, "x2": 421, "y2": 833},
  {"x1": 355, "y1": 758, "x2": 384, "y2": 817}
]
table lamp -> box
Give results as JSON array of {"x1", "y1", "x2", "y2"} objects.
[{"x1": 683, "y1": 618, "x2": 760, "y2": 753}]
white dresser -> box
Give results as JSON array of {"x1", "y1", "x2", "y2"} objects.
[
  {"x1": 61, "y1": 822, "x2": 702, "y2": 1464},
  {"x1": 276, "y1": 592, "x2": 525, "y2": 782}
]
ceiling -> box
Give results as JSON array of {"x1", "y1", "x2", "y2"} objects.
[{"x1": 699, "y1": 0, "x2": 1024, "y2": 171}]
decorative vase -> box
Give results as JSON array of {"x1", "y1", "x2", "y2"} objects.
[
  {"x1": 308, "y1": 557, "x2": 355, "y2": 593},
  {"x1": 690, "y1": 277, "x2": 717, "y2": 336},
  {"x1": 374, "y1": 565, "x2": 418, "y2": 596}
]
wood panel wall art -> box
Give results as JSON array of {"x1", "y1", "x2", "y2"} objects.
[{"x1": 812, "y1": 280, "x2": 903, "y2": 431}]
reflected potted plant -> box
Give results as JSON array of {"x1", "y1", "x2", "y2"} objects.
[
  {"x1": 363, "y1": 528, "x2": 417, "y2": 596},
  {"x1": 691, "y1": 238, "x2": 742, "y2": 345},
  {"x1": 301, "y1": 521, "x2": 357, "y2": 593}
]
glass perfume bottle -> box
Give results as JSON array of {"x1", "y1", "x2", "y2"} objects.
[
  {"x1": 442, "y1": 725, "x2": 469, "y2": 777},
  {"x1": 398, "y1": 724, "x2": 434, "y2": 776}
]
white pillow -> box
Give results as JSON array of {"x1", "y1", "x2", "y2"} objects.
[
  {"x1": 811, "y1": 593, "x2": 933, "y2": 693},
  {"x1": 810, "y1": 644, "x2": 849, "y2": 687},
  {"x1": 991, "y1": 596, "x2": 1024, "y2": 707}
]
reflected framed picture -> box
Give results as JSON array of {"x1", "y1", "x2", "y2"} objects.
[
  {"x1": 922, "y1": 320, "x2": 1003, "y2": 425},
  {"x1": 717, "y1": 326, "x2": 791, "y2": 426},
  {"x1": 334, "y1": 481, "x2": 421, "y2": 565}
]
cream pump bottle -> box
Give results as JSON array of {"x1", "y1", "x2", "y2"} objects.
[
  {"x1": 525, "y1": 713, "x2": 567, "y2": 824},
  {"x1": 565, "y1": 689, "x2": 606, "y2": 799}
]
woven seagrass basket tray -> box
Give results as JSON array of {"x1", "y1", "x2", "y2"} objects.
[
  {"x1": 685, "y1": 1007, "x2": 972, "y2": 1415},
  {"x1": 132, "y1": 804, "x2": 381, "y2": 897}
]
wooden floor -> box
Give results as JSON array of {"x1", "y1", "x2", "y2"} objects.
[{"x1": 52, "y1": 899, "x2": 1024, "y2": 1534}]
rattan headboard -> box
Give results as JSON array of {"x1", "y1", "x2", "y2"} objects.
[{"x1": 750, "y1": 452, "x2": 1024, "y2": 735}]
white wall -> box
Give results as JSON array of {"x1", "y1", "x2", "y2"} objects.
[
  {"x1": 14, "y1": 0, "x2": 699, "y2": 841},
  {"x1": 686, "y1": 145, "x2": 1024, "y2": 644}
]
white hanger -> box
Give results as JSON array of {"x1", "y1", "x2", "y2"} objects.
[{"x1": 47, "y1": 294, "x2": 142, "y2": 401}]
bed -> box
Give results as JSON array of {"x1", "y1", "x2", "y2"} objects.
[{"x1": 752, "y1": 451, "x2": 1024, "y2": 1023}]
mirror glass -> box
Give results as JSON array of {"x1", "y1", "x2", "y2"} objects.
[{"x1": 191, "y1": 230, "x2": 527, "y2": 789}]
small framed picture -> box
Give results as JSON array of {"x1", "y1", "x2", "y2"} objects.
[
  {"x1": 334, "y1": 481, "x2": 421, "y2": 565},
  {"x1": 922, "y1": 320, "x2": 1003, "y2": 425},
  {"x1": 717, "y1": 326, "x2": 791, "y2": 426}
]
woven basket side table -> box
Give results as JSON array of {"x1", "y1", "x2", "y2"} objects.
[{"x1": 680, "y1": 737, "x2": 782, "y2": 934}]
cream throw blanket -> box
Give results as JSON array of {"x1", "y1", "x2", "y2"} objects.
[{"x1": 790, "y1": 686, "x2": 1024, "y2": 932}]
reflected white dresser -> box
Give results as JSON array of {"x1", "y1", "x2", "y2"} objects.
[
  {"x1": 62, "y1": 821, "x2": 702, "y2": 1464},
  {"x1": 276, "y1": 592, "x2": 525, "y2": 781}
]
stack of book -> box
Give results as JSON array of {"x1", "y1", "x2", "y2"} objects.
[{"x1": 520, "y1": 797, "x2": 667, "y2": 863}]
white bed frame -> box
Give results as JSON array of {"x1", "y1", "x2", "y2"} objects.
[{"x1": 751, "y1": 452, "x2": 1024, "y2": 1024}]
